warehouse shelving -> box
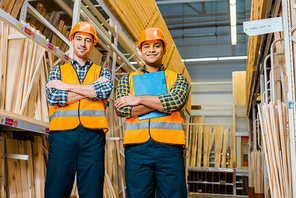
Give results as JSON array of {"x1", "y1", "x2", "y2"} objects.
[
  {"x1": 0, "y1": 8, "x2": 70, "y2": 62},
  {"x1": 0, "y1": 109, "x2": 49, "y2": 134}
]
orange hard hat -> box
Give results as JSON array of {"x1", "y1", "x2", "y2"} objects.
[
  {"x1": 137, "y1": 27, "x2": 167, "y2": 50},
  {"x1": 69, "y1": 22, "x2": 98, "y2": 45}
]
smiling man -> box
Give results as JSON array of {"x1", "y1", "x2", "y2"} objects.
[
  {"x1": 45, "y1": 22, "x2": 113, "y2": 198},
  {"x1": 115, "y1": 27, "x2": 189, "y2": 198}
]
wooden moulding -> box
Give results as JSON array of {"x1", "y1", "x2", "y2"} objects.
[
  {"x1": 196, "y1": 116, "x2": 204, "y2": 167},
  {"x1": 187, "y1": 117, "x2": 193, "y2": 166},
  {"x1": 190, "y1": 116, "x2": 199, "y2": 167},
  {"x1": 233, "y1": 71, "x2": 246, "y2": 106},
  {"x1": 0, "y1": 136, "x2": 5, "y2": 198},
  {"x1": 34, "y1": 136, "x2": 45, "y2": 198},
  {"x1": 214, "y1": 125, "x2": 223, "y2": 168}
]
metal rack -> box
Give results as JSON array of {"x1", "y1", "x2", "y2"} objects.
[
  {"x1": 281, "y1": 0, "x2": 296, "y2": 196},
  {"x1": 0, "y1": 110, "x2": 49, "y2": 134}
]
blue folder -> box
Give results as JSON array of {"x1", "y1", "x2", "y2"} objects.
[{"x1": 133, "y1": 71, "x2": 171, "y2": 120}]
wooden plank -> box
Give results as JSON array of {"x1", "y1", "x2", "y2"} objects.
[
  {"x1": 191, "y1": 116, "x2": 199, "y2": 167},
  {"x1": 33, "y1": 136, "x2": 45, "y2": 198},
  {"x1": 196, "y1": 116, "x2": 204, "y2": 167},
  {"x1": 234, "y1": 71, "x2": 246, "y2": 105},
  {"x1": 221, "y1": 128, "x2": 229, "y2": 168},
  {"x1": 5, "y1": 37, "x2": 25, "y2": 112},
  {"x1": 0, "y1": 22, "x2": 9, "y2": 110},
  {"x1": 4, "y1": 0, "x2": 16, "y2": 14},
  {"x1": 10, "y1": 0, "x2": 25, "y2": 18},
  {"x1": 229, "y1": 126, "x2": 233, "y2": 168},
  {"x1": 5, "y1": 139, "x2": 19, "y2": 198},
  {"x1": 188, "y1": 117, "x2": 194, "y2": 166},
  {"x1": 19, "y1": 140, "x2": 29, "y2": 198},
  {"x1": 0, "y1": 136, "x2": 5, "y2": 198},
  {"x1": 25, "y1": 141, "x2": 34, "y2": 198},
  {"x1": 214, "y1": 125, "x2": 224, "y2": 168},
  {"x1": 0, "y1": 0, "x2": 11, "y2": 11},
  {"x1": 90, "y1": 48, "x2": 103, "y2": 66}
]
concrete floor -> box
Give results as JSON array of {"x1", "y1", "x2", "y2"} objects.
[{"x1": 188, "y1": 193, "x2": 248, "y2": 198}]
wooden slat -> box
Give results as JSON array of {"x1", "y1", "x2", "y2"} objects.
[
  {"x1": 221, "y1": 128, "x2": 229, "y2": 168},
  {"x1": 33, "y1": 136, "x2": 45, "y2": 198},
  {"x1": 10, "y1": 0, "x2": 25, "y2": 18},
  {"x1": 214, "y1": 125, "x2": 224, "y2": 168},
  {"x1": 229, "y1": 126, "x2": 233, "y2": 168},
  {"x1": 0, "y1": 22, "x2": 9, "y2": 110},
  {"x1": 191, "y1": 116, "x2": 199, "y2": 167},
  {"x1": 196, "y1": 116, "x2": 204, "y2": 167},
  {"x1": 234, "y1": 71, "x2": 246, "y2": 105},
  {"x1": 0, "y1": 136, "x2": 5, "y2": 198},
  {"x1": 19, "y1": 140, "x2": 29, "y2": 198},
  {"x1": 0, "y1": 0, "x2": 11, "y2": 11},
  {"x1": 5, "y1": 36, "x2": 25, "y2": 112},
  {"x1": 25, "y1": 140, "x2": 34, "y2": 198},
  {"x1": 188, "y1": 117, "x2": 194, "y2": 166},
  {"x1": 6, "y1": 139, "x2": 20, "y2": 198}
]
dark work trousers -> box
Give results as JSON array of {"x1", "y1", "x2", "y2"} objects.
[
  {"x1": 45, "y1": 125, "x2": 106, "y2": 198},
  {"x1": 125, "y1": 139, "x2": 187, "y2": 198}
]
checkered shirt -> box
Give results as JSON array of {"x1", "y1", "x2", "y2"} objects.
[
  {"x1": 46, "y1": 59, "x2": 113, "y2": 106},
  {"x1": 115, "y1": 65, "x2": 189, "y2": 118}
]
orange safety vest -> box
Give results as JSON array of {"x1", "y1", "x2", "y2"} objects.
[
  {"x1": 124, "y1": 69, "x2": 185, "y2": 146},
  {"x1": 49, "y1": 62, "x2": 108, "y2": 132}
]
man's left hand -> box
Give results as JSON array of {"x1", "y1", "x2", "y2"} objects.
[
  {"x1": 115, "y1": 94, "x2": 141, "y2": 108},
  {"x1": 46, "y1": 80, "x2": 70, "y2": 91}
]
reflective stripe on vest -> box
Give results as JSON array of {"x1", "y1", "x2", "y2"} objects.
[
  {"x1": 49, "y1": 110, "x2": 106, "y2": 122},
  {"x1": 126, "y1": 122, "x2": 183, "y2": 131}
]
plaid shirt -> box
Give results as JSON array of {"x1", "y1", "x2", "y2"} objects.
[
  {"x1": 46, "y1": 59, "x2": 113, "y2": 106},
  {"x1": 115, "y1": 65, "x2": 189, "y2": 118}
]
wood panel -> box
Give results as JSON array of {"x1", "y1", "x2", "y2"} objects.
[
  {"x1": 234, "y1": 71, "x2": 246, "y2": 106},
  {"x1": 246, "y1": 0, "x2": 269, "y2": 111}
]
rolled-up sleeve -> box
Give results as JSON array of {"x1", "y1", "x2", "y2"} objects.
[
  {"x1": 158, "y1": 74, "x2": 189, "y2": 113},
  {"x1": 46, "y1": 66, "x2": 69, "y2": 106},
  {"x1": 91, "y1": 67, "x2": 113, "y2": 99},
  {"x1": 115, "y1": 75, "x2": 132, "y2": 118}
]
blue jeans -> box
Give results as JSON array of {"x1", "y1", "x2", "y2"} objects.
[
  {"x1": 45, "y1": 125, "x2": 105, "y2": 198},
  {"x1": 125, "y1": 139, "x2": 187, "y2": 198}
]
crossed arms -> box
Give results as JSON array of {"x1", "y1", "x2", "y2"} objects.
[
  {"x1": 46, "y1": 65, "x2": 113, "y2": 106},
  {"x1": 114, "y1": 74, "x2": 189, "y2": 118}
]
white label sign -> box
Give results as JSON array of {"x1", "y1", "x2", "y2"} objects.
[{"x1": 243, "y1": 17, "x2": 283, "y2": 36}]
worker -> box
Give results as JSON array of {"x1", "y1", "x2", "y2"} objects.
[
  {"x1": 45, "y1": 22, "x2": 113, "y2": 198},
  {"x1": 115, "y1": 27, "x2": 189, "y2": 198}
]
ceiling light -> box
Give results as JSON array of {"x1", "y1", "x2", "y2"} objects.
[{"x1": 229, "y1": 0, "x2": 237, "y2": 45}]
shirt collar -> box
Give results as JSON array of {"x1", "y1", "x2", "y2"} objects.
[
  {"x1": 141, "y1": 65, "x2": 166, "y2": 73},
  {"x1": 71, "y1": 59, "x2": 92, "y2": 68}
]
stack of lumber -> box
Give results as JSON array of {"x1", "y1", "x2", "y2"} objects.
[
  {"x1": 103, "y1": 0, "x2": 192, "y2": 114},
  {"x1": 0, "y1": 20, "x2": 50, "y2": 122},
  {"x1": 257, "y1": 101, "x2": 292, "y2": 198},
  {"x1": 249, "y1": 151, "x2": 264, "y2": 197},
  {"x1": 0, "y1": 132, "x2": 48, "y2": 198},
  {"x1": 245, "y1": 0, "x2": 268, "y2": 111},
  {"x1": 0, "y1": 0, "x2": 25, "y2": 19},
  {"x1": 187, "y1": 117, "x2": 231, "y2": 168},
  {"x1": 26, "y1": 3, "x2": 71, "y2": 55}
]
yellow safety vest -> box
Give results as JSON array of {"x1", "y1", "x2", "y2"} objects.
[
  {"x1": 49, "y1": 62, "x2": 108, "y2": 132},
  {"x1": 124, "y1": 69, "x2": 185, "y2": 146}
]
